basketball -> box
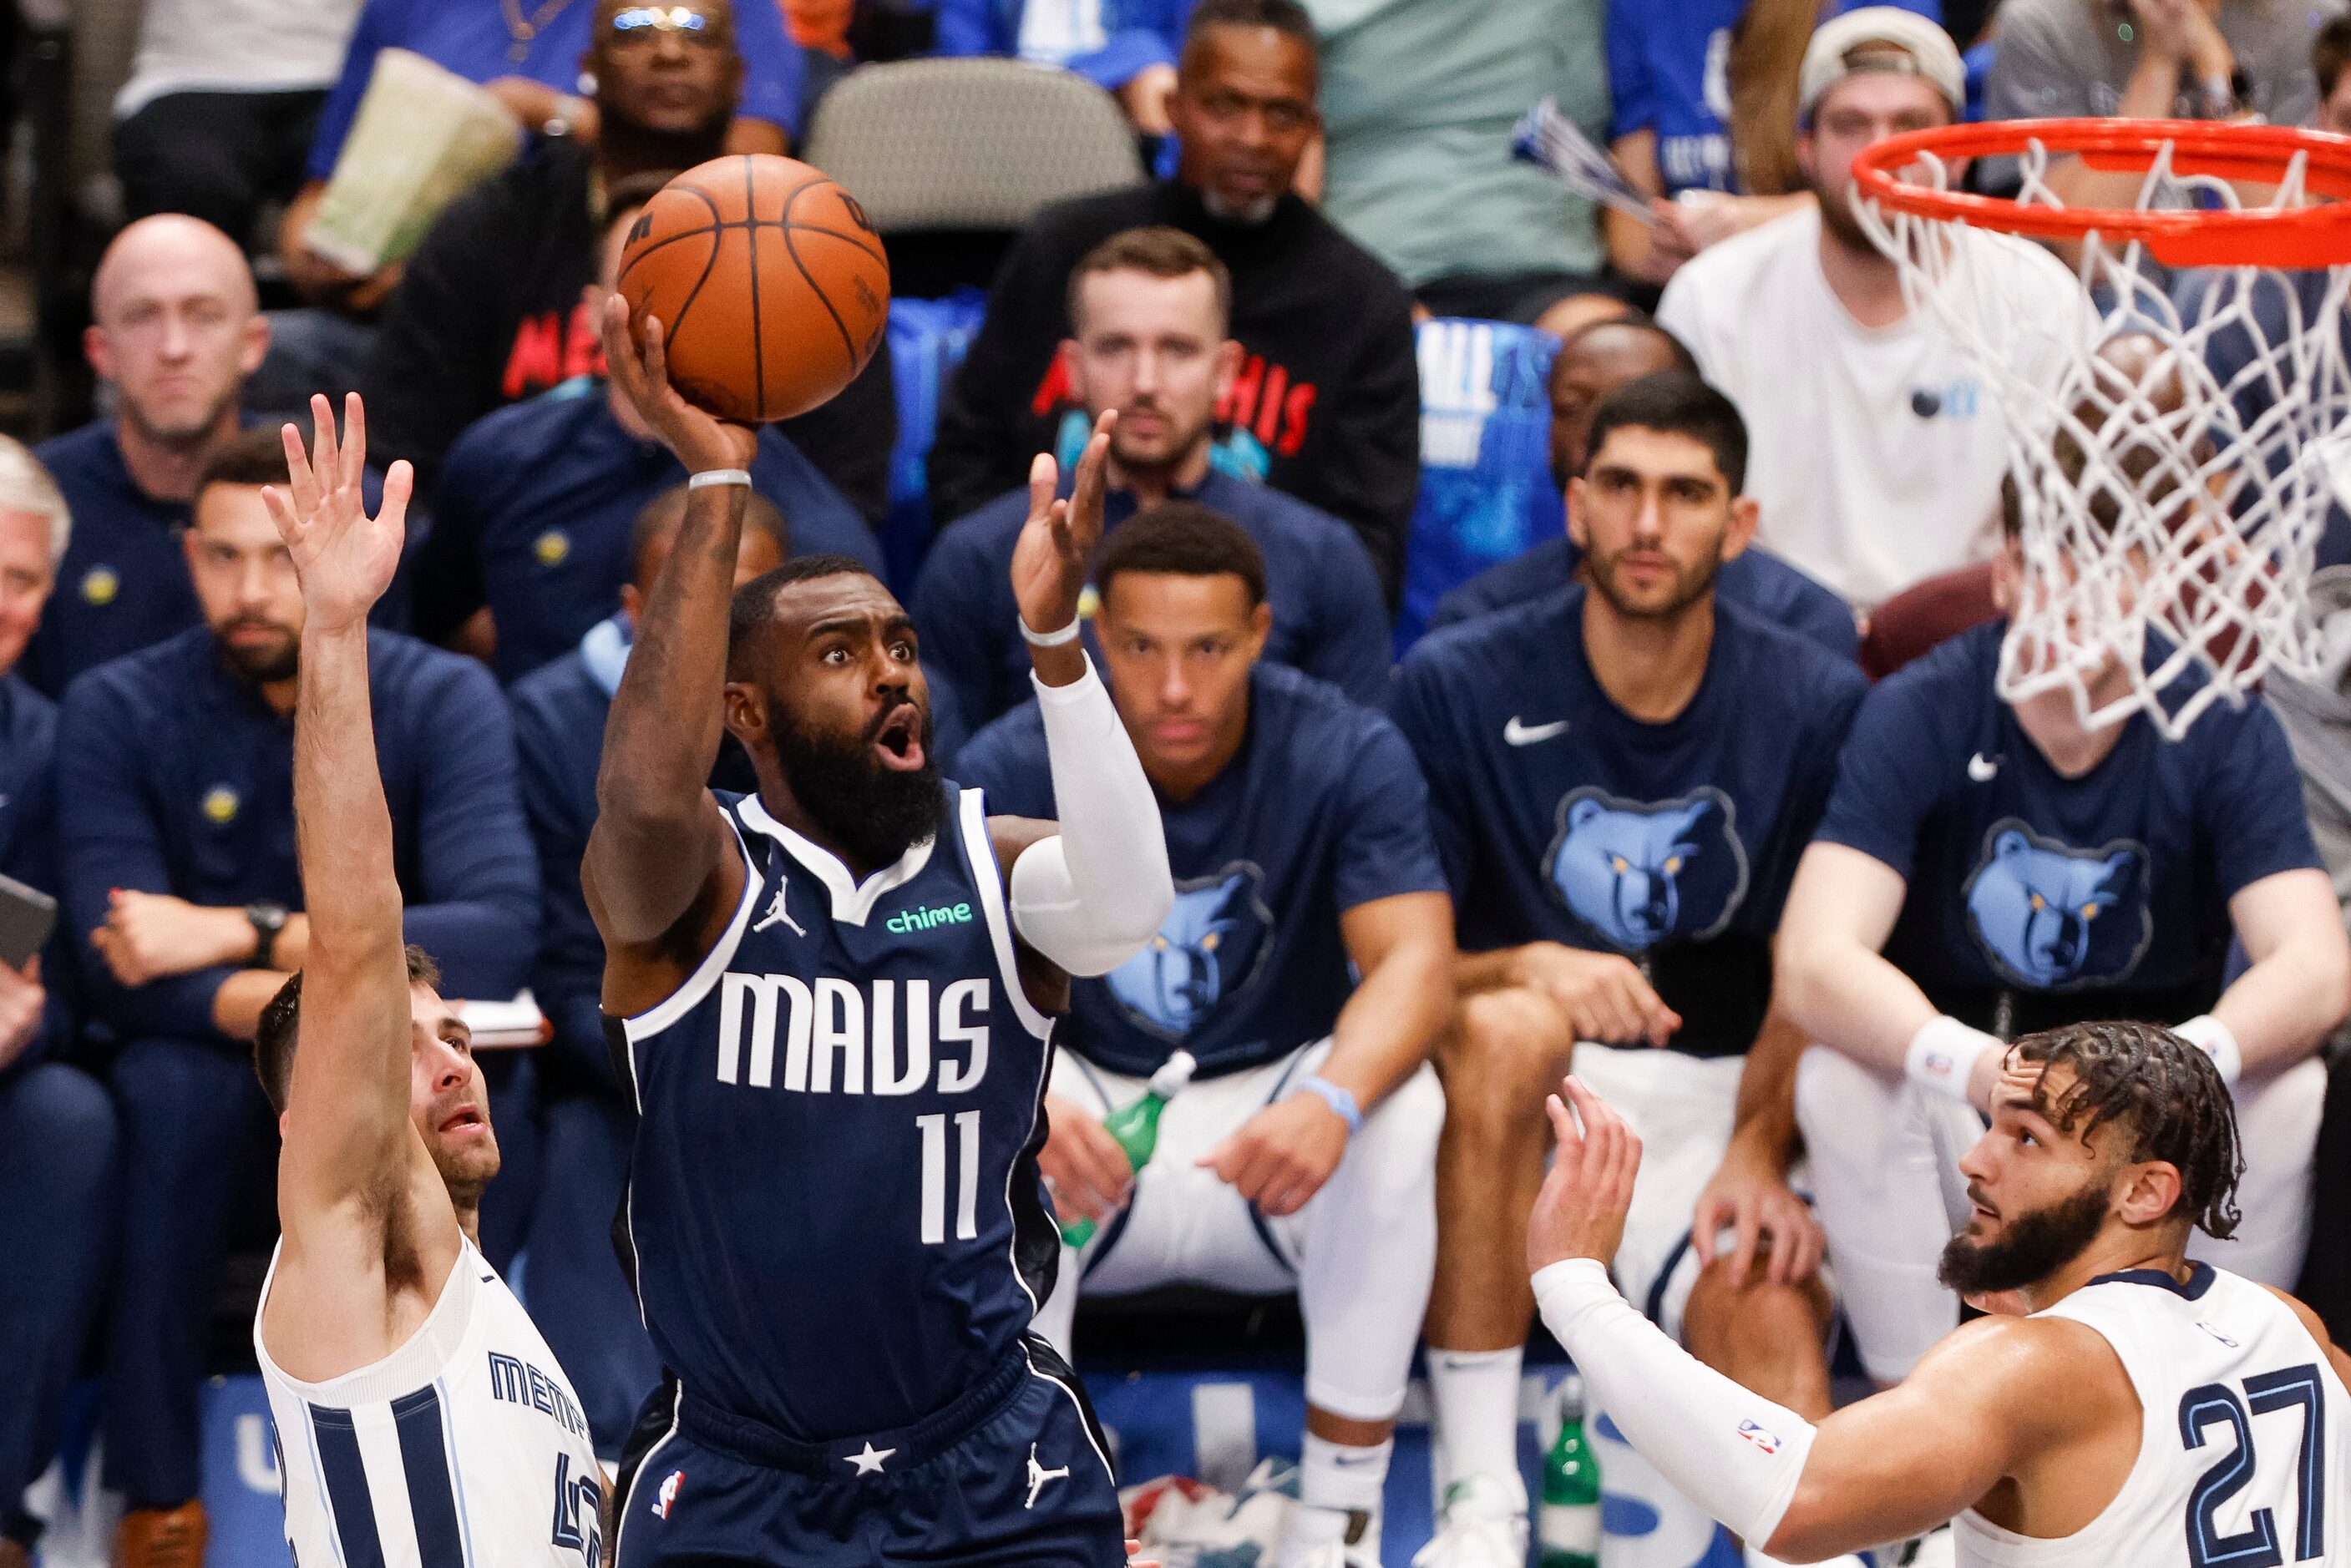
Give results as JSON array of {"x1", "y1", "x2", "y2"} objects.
[{"x1": 616, "y1": 154, "x2": 891, "y2": 424}]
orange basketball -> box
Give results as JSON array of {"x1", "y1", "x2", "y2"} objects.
[{"x1": 616, "y1": 154, "x2": 890, "y2": 424}]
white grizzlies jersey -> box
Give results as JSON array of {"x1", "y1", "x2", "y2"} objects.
[
  {"x1": 1956, "y1": 1263, "x2": 2350, "y2": 1568},
  {"x1": 255, "y1": 1238, "x2": 604, "y2": 1568}
]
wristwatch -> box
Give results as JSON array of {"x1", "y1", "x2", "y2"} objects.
[{"x1": 246, "y1": 903, "x2": 289, "y2": 969}]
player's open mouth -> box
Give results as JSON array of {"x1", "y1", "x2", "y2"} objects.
[
  {"x1": 874, "y1": 705, "x2": 925, "y2": 773},
  {"x1": 439, "y1": 1107, "x2": 489, "y2": 1136}
]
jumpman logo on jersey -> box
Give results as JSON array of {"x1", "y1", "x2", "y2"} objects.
[
  {"x1": 1025, "y1": 1444, "x2": 1069, "y2": 1509},
  {"x1": 752, "y1": 882, "x2": 805, "y2": 937}
]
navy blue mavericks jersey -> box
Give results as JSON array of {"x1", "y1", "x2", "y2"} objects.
[
  {"x1": 610, "y1": 781, "x2": 1061, "y2": 1440},
  {"x1": 1814, "y1": 620, "x2": 2321, "y2": 1036},
  {"x1": 956, "y1": 664, "x2": 1449, "y2": 1079},
  {"x1": 1391, "y1": 585, "x2": 1869, "y2": 1055}
]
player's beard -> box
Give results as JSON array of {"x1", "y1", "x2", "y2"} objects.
[
  {"x1": 770, "y1": 701, "x2": 944, "y2": 871},
  {"x1": 215, "y1": 619, "x2": 301, "y2": 685},
  {"x1": 1936, "y1": 1178, "x2": 2110, "y2": 1296},
  {"x1": 1582, "y1": 540, "x2": 1721, "y2": 621}
]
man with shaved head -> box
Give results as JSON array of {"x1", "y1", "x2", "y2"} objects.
[{"x1": 28, "y1": 215, "x2": 267, "y2": 695}]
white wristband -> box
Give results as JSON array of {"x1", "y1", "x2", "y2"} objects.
[
  {"x1": 2173, "y1": 1014, "x2": 2242, "y2": 1087},
  {"x1": 687, "y1": 468, "x2": 752, "y2": 490},
  {"x1": 1021, "y1": 615, "x2": 1083, "y2": 647},
  {"x1": 1905, "y1": 1014, "x2": 2001, "y2": 1104}
]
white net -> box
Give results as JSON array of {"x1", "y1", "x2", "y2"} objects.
[{"x1": 1853, "y1": 132, "x2": 2350, "y2": 739}]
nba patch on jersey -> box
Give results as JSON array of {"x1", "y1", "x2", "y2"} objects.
[{"x1": 1736, "y1": 1419, "x2": 1782, "y2": 1455}]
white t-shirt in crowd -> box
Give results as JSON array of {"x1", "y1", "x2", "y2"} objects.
[
  {"x1": 115, "y1": 0, "x2": 366, "y2": 119},
  {"x1": 1657, "y1": 206, "x2": 2085, "y2": 611}
]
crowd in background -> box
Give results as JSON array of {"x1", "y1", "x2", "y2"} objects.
[{"x1": 13, "y1": 0, "x2": 2351, "y2": 1565}]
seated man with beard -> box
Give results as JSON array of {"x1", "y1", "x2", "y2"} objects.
[{"x1": 1528, "y1": 1023, "x2": 2351, "y2": 1566}]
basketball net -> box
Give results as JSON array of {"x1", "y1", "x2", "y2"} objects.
[{"x1": 1853, "y1": 128, "x2": 2349, "y2": 739}]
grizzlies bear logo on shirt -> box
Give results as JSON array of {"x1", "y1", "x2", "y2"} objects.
[
  {"x1": 1963, "y1": 821, "x2": 2152, "y2": 989},
  {"x1": 1105, "y1": 862, "x2": 1274, "y2": 1039},
  {"x1": 1543, "y1": 788, "x2": 1749, "y2": 953}
]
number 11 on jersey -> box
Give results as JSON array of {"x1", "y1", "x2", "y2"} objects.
[{"x1": 919, "y1": 1110, "x2": 980, "y2": 1244}]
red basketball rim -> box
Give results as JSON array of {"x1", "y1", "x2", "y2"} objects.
[{"x1": 1851, "y1": 118, "x2": 2351, "y2": 269}]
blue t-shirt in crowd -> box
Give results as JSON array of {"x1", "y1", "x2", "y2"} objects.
[
  {"x1": 1813, "y1": 620, "x2": 2319, "y2": 1035},
  {"x1": 957, "y1": 662, "x2": 1447, "y2": 1078},
  {"x1": 57, "y1": 625, "x2": 539, "y2": 1045},
  {"x1": 1391, "y1": 584, "x2": 1867, "y2": 1055},
  {"x1": 933, "y1": 0, "x2": 1188, "y2": 92},
  {"x1": 307, "y1": 0, "x2": 803, "y2": 180},
  {"x1": 437, "y1": 380, "x2": 878, "y2": 684},
  {"x1": 0, "y1": 674, "x2": 70, "y2": 1065},
  {"x1": 1607, "y1": 0, "x2": 1941, "y2": 195},
  {"x1": 915, "y1": 468, "x2": 1392, "y2": 728},
  {"x1": 1427, "y1": 534, "x2": 1859, "y2": 661},
  {"x1": 28, "y1": 422, "x2": 210, "y2": 700}
]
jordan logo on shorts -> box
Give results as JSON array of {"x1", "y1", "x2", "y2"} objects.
[{"x1": 1025, "y1": 1444, "x2": 1069, "y2": 1509}]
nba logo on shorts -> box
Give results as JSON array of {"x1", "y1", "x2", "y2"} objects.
[
  {"x1": 1736, "y1": 1420, "x2": 1782, "y2": 1455},
  {"x1": 653, "y1": 1469, "x2": 684, "y2": 1519}
]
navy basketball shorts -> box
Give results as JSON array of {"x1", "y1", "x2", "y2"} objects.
[{"x1": 610, "y1": 1340, "x2": 1126, "y2": 1566}]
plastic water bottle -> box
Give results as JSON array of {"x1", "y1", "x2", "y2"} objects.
[
  {"x1": 1058, "y1": 1050, "x2": 1195, "y2": 1248},
  {"x1": 1539, "y1": 1375, "x2": 1602, "y2": 1568}
]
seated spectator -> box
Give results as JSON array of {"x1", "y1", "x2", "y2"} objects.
[
  {"x1": 0, "y1": 443, "x2": 118, "y2": 1568},
  {"x1": 784, "y1": 0, "x2": 858, "y2": 119},
  {"x1": 511, "y1": 484, "x2": 783, "y2": 1454},
  {"x1": 112, "y1": 0, "x2": 366, "y2": 247},
  {"x1": 935, "y1": 0, "x2": 1188, "y2": 133},
  {"x1": 31, "y1": 217, "x2": 270, "y2": 698},
  {"x1": 1390, "y1": 373, "x2": 1867, "y2": 1563},
  {"x1": 2318, "y1": 14, "x2": 2351, "y2": 131},
  {"x1": 407, "y1": 195, "x2": 880, "y2": 680},
  {"x1": 930, "y1": 0, "x2": 1419, "y2": 593},
  {"x1": 277, "y1": 0, "x2": 799, "y2": 317},
  {"x1": 959, "y1": 509, "x2": 1447, "y2": 1566},
  {"x1": 1604, "y1": 0, "x2": 1940, "y2": 286},
  {"x1": 63, "y1": 427, "x2": 538, "y2": 1562},
  {"x1": 1429, "y1": 316, "x2": 1858, "y2": 661},
  {"x1": 1659, "y1": 9, "x2": 2084, "y2": 611},
  {"x1": 917, "y1": 228, "x2": 1389, "y2": 727},
  {"x1": 1306, "y1": 0, "x2": 1620, "y2": 340},
  {"x1": 1774, "y1": 447, "x2": 2351, "y2": 1403},
  {"x1": 1984, "y1": 0, "x2": 2344, "y2": 201}
]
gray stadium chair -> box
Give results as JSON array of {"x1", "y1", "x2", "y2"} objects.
[{"x1": 801, "y1": 58, "x2": 1144, "y2": 235}]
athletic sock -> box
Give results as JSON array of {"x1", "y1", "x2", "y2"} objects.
[
  {"x1": 1281, "y1": 1432, "x2": 1391, "y2": 1565},
  {"x1": 1425, "y1": 1345, "x2": 1524, "y2": 1498}
]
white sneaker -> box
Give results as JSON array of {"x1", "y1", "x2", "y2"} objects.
[
  {"x1": 1276, "y1": 1502, "x2": 1381, "y2": 1568},
  {"x1": 1411, "y1": 1474, "x2": 1528, "y2": 1568}
]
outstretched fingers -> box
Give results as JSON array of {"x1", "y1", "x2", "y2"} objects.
[
  {"x1": 337, "y1": 391, "x2": 367, "y2": 493},
  {"x1": 601, "y1": 294, "x2": 651, "y2": 407}
]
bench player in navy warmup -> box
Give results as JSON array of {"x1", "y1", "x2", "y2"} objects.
[{"x1": 587, "y1": 296, "x2": 1174, "y2": 1566}]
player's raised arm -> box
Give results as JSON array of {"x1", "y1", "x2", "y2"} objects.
[
  {"x1": 994, "y1": 415, "x2": 1174, "y2": 976},
  {"x1": 585, "y1": 297, "x2": 761, "y2": 947},
  {"x1": 261, "y1": 395, "x2": 421, "y2": 1243}
]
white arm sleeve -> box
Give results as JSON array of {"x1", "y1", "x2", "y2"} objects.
[
  {"x1": 1007, "y1": 655, "x2": 1174, "y2": 976},
  {"x1": 1533, "y1": 1258, "x2": 1816, "y2": 1549}
]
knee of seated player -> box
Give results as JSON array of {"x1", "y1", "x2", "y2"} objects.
[
  {"x1": 1437, "y1": 987, "x2": 1576, "y2": 1145},
  {"x1": 1791, "y1": 1043, "x2": 1899, "y2": 1163},
  {"x1": 1684, "y1": 1255, "x2": 1833, "y2": 1373}
]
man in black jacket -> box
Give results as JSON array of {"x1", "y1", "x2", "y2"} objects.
[
  {"x1": 927, "y1": 0, "x2": 1419, "y2": 597},
  {"x1": 357, "y1": 0, "x2": 894, "y2": 518}
]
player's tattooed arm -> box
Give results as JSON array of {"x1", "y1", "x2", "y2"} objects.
[{"x1": 585, "y1": 297, "x2": 756, "y2": 959}]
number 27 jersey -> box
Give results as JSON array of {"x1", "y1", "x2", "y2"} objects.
[
  {"x1": 1956, "y1": 1263, "x2": 2350, "y2": 1567},
  {"x1": 610, "y1": 782, "x2": 1061, "y2": 1441}
]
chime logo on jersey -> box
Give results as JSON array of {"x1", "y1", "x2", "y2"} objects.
[
  {"x1": 712, "y1": 974, "x2": 996, "y2": 1094},
  {"x1": 1963, "y1": 821, "x2": 2152, "y2": 989},
  {"x1": 1104, "y1": 861, "x2": 1274, "y2": 1039},
  {"x1": 1544, "y1": 787, "x2": 1748, "y2": 952}
]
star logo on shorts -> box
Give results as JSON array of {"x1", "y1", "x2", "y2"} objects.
[{"x1": 845, "y1": 1441, "x2": 894, "y2": 1475}]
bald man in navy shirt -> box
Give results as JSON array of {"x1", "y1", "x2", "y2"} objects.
[{"x1": 62, "y1": 422, "x2": 538, "y2": 1555}]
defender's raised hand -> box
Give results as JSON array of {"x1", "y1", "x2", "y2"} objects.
[
  {"x1": 600, "y1": 293, "x2": 759, "y2": 475},
  {"x1": 261, "y1": 392, "x2": 410, "y2": 632},
  {"x1": 1527, "y1": 1076, "x2": 1643, "y2": 1275},
  {"x1": 1011, "y1": 410, "x2": 1117, "y2": 640}
]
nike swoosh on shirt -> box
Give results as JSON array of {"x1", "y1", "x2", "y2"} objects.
[
  {"x1": 1968, "y1": 752, "x2": 1999, "y2": 782},
  {"x1": 1504, "y1": 716, "x2": 1571, "y2": 746}
]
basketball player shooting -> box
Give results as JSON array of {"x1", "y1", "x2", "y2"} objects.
[
  {"x1": 587, "y1": 298, "x2": 1173, "y2": 1567},
  {"x1": 1528, "y1": 1022, "x2": 2351, "y2": 1566},
  {"x1": 248, "y1": 395, "x2": 604, "y2": 1565}
]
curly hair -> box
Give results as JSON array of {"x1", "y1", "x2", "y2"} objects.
[{"x1": 2011, "y1": 1019, "x2": 2243, "y2": 1240}]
